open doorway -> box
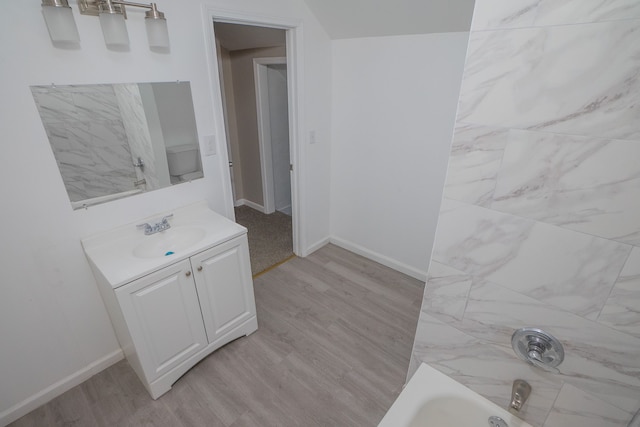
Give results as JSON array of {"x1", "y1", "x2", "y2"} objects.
[{"x1": 213, "y1": 22, "x2": 294, "y2": 276}]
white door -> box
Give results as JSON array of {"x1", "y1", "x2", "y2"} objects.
[
  {"x1": 115, "y1": 259, "x2": 208, "y2": 382},
  {"x1": 266, "y1": 64, "x2": 292, "y2": 215},
  {"x1": 190, "y1": 235, "x2": 256, "y2": 343}
]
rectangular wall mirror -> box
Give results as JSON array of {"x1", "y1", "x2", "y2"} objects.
[{"x1": 31, "y1": 81, "x2": 203, "y2": 209}]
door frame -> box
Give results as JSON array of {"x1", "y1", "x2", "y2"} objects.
[
  {"x1": 201, "y1": 7, "x2": 305, "y2": 256},
  {"x1": 254, "y1": 57, "x2": 287, "y2": 215},
  {"x1": 214, "y1": 38, "x2": 237, "y2": 203}
]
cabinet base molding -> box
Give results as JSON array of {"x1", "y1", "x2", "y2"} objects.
[
  {"x1": 0, "y1": 349, "x2": 123, "y2": 427},
  {"x1": 147, "y1": 316, "x2": 258, "y2": 399}
]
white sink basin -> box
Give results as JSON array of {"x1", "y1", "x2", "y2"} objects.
[
  {"x1": 82, "y1": 201, "x2": 249, "y2": 288},
  {"x1": 132, "y1": 226, "x2": 206, "y2": 259}
]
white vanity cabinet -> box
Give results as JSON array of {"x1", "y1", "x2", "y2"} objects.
[
  {"x1": 115, "y1": 259, "x2": 209, "y2": 384},
  {"x1": 190, "y1": 236, "x2": 255, "y2": 344},
  {"x1": 82, "y1": 202, "x2": 258, "y2": 400}
]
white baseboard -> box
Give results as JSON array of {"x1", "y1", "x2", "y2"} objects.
[
  {"x1": 276, "y1": 204, "x2": 292, "y2": 216},
  {"x1": 302, "y1": 236, "x2": 331, "y2": 257},
  {"x1": 0, "y1": 349, "x2": 124, "y2": 427},
  {"x1": 235, "y1": 199, "x2": 266, "y2": 213},
  {"x1": 329, "y1": 237, "x2": 427, "y2": 281}
]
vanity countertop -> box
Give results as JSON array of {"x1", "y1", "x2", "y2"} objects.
[{"x1": 81, "y1": 201, "x2": 246, "y2": 288}]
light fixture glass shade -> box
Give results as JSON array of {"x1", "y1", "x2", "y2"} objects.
[
  {"x1": 42, "y1": 5, "x2": 80, "y2": 43},
  {"x1": 145, "y1": 18, "x2": 169, "y2": 49},
  {"x1": 99, "y1": 12, "x2": 129, "y2": 48}
]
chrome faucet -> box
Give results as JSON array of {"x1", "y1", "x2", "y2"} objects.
[
  {"x1": 509, "y1": 379, "x2": 531, "y2": 413},
  {"x1": 137, "y1": 214, "x2": 173, "y2": 235}
]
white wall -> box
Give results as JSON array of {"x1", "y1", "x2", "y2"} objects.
[
  {"x1": 330, "y1": 33, "x2": 469, "y2": 280},
  {"x1": 0, "y1": 1, "x2": 331, "y2": 424},
  {"x1": 152, "y1": 82, "x2": 199, "y2": 148},
  {"x1": 302, "y1": 0, "x2": 475, "y2": 38}
]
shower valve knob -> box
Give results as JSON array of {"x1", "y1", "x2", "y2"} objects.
[
  {"x1": 512, "y1": 328, "x2": 564, "y2": 373},
  {"x1": 528, "y1": 349, "x2": 542, "y2": 362}
]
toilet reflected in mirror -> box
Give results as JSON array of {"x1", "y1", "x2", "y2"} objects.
[{"x1": 166, "y1": 143, "x2": 204, "y2": 184}]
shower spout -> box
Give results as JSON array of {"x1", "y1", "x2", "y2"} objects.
[{"x1": 509, "y1": 379, "x2": 531, "y2": 414}]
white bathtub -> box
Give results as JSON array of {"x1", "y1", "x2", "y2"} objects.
[{"x1": 379, "y1": 363, "x2": 533, "y2": 427}]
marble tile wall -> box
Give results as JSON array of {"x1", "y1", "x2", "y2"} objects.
[
  {"x1": 410, "y1": 1, "x2": 640, "y2": 426},
  {"x1": 113, "y1": 84, "x2": 160, "y2": 191},
  {"x1": 32, "y1": 85, "x2": 137, "y2": 202}
]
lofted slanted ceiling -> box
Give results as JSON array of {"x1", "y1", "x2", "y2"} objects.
[
  {"x1": 302, "y1": 0, "x2": 476, "y2": 39},
  {"x1": 214, "y1": 22, "x2": 286, "y2": 51}
]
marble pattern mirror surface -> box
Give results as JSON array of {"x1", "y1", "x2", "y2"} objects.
[{"x1": 31, "y1": 81, "x2": 203, "y2": 209}]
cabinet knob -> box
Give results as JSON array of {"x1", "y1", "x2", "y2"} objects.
[
  {"x1": 185, "y1": 271, "x2": 191, "y2": 277},
  {"x1": 197, "y1": 266, "x2": 203, "y2": 272}
]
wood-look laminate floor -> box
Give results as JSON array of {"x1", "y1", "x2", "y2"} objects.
[{"x1": 10, "y1": 244, "x2": 424, "y2": 427}]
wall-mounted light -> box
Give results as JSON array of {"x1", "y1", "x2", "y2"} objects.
[
  {"x1": 41, "y1": 0, "x2": 169, "y2": 50},
  {"x1": 96, "y1": 0, "x2": 129, "y2": 47},
  {"x1": 41, "y1": 0, "x2": 81, "y2": 43}
]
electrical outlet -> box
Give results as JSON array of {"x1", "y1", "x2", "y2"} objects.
[{"x1": 309, "y1": 130, "x2": 318, "y2": 144}]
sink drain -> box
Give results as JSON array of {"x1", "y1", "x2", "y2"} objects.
[{"x1": 488, "y1": 416, "x2": 508, "y2": 427}]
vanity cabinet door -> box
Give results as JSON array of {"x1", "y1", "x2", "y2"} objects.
[
  {"x1": 115, "y1": 259, "x2": 208, "y2": 382},
  {"x1": 190, "y1": 235, "x2": 256, "y2": 344}
]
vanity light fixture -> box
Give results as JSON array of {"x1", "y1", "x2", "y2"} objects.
[
  {"x1": 41, "y1": 0, "x2": 81, "y2": 43},
  {"x1": 97, "y1": 0, "x2": 129, "y2": 48},
  {"x1": 41, "y1": 0, "x2": 169, "y2": 50}
]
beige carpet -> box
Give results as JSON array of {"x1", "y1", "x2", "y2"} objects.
[{"x1": 234, "y1": 205, "x2": 293, "y2": 275}]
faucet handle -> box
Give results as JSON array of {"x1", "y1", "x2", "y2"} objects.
[
  {"x1": 527, "y1": 351, "x2": 561, "y2": 373},
  {"x1": 159, "y1": 214, "x2": 173, "y2": 231},
  {"x1": 136, "y1": 222, "x2": 153, "y2": 235},
  {"x1": 137, "y1": 214, "x2": 172, "y2": 235}
]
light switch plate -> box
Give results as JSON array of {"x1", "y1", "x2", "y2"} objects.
[
  {"x1": 309, "y1": 130, "x2": 318, "y2": 144},
  {"x1": 203, "y1": 134, "x2": 216, "y2": 156}
]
